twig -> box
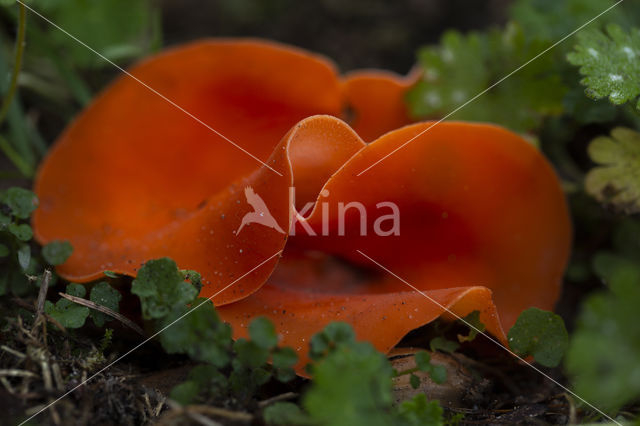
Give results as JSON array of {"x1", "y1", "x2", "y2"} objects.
[
  {"x1": 12, "y1": 298, "x2": 67, "y2": 334},
  {"x1": 0, "y1": 369, "x2": 38, "y2": 378},
  {"x1": 58, "y1": 292, "x2": 146, "y2": 337},
  {"x1": 32, "y1": 269, "x2": 52, "y2": 336},
  {"x1": 1, "y1": 344, "x2": 26, "y2": 360},
  {"x1": 258, "y1": 391, "x2": 298, "y2": 408}
]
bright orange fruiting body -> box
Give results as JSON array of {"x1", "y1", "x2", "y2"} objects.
[{"x1": 33, "y1": 39, "x2": 571, "y2": 373}]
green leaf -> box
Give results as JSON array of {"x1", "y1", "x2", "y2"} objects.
[
  {"x1": 103, "y1": 270, "x2": 119, "y2": 278},
  {"x1": 429, "y1": 337, "x2": 460, "y2": 354},
  {"x1": 275, "y1": 367, "x2": 296, "y2": 383},
  {"x1": 409, "y1": 373, "x2": 420, "y2": 389},
  {"x1": 309, "y1": 321, "x2": 356, "y2": 361},
  {"x1": 584, "y1": 127, "x2": 640, "y2": 213},
  {"x1": 304, "y1": 340, "x2": 395, "y2": 426},
  {"x1": 406, "y1": 23, "x2": 565, "y2": 133},
  {"x1": 568, "y1": 25, "x2": 640, "y2": 109},
  {"x1": 8, "y1": 223, "x2": 32, "y2": 241},
  {"x1": 42, "y1": 240, "x2": 73, "y2": 265},
  {"x1": 234, "y1": 338, "x2": 270, "y2": 369},
  {"x1": 507, "y1": 307, "x2": 568, "y2": 367},
  {"x1": 263, "y1": 402, "x2": 309, "y2": 426},
  {"x1": 169, "y1": 381, "x2": 200, "y2": 406},
  {"x1": 0, "y1": 243, "x2": 9, "y2": 257},
  {"x1": 396, "y1": 394, "x2": 444, "y2": 426},
  {"x1": 457, "y1": 310, "x2": 486, "y2": 343},
  {"x1": 511, "y1": 0, "x2": 625, "y2": 43},
  {"x1": 566, "y1": 257, "x2": 640, "y2": 413},
  {"x1": 428, "y1": 365, "x2": 447, "y2": 385},
  {"x1": 249, "y1": 316, "x2": 278, "y2": 350},
  {"x1": 414, "y1": 351, "x2": 432, "y2": 372},
  {"x1": 131, "y1": 258, "x2": 198, "y2": 320},
  {"x1": 37, "y1": 0, "x2": 158, "y2": 68},
  {"x1": 272, "y1": 346, "x2": 298, "y2": 370},
  {"x1": 89, "y1": 281, "x2": 122, "y2": 327},
  {"x1": 44, "y1": 284, "x2": 89, "y2": 329},
  {"x1": 17, "y1": 243, "x2": 30, "y2": 270},
  {"x1": 1, "y1": 187, "x2": 38, "y2": 219},
  {"x1": 158, "y1": 299, "x2": 232, "y2": 368}
]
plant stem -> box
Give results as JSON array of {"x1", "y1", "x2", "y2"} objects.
[
  {"x1": 0, "y1": 3, "x2": 26, "y2": 128},
  {"x1": 0, "y1": 133, "x2": 33, "y2": 177}
]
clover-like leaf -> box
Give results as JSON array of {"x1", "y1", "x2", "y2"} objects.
[
  {"x1": 158, "y1": 298, "x2": 232, "y2": 368},
  {"x1": 90, "y1": 281, "x2": 122, "y2": 327},
  {"x1": 507, "y1": 307, "x2": 568, "y2": 367},
  {"x1": 584, "y1": 127, "x2": 640, "y2": 213},
  {"x1": 249, "y1": 316, "x2": 278, "y2": 350},
  {"x1": 42, "y1": 240, "x2": 73, "y2": 265},
  {"x1": 45, "y1": 283, "x2": 90, "y2": 329},
  {"x1": 568, "y1": 25, "x2": 640, "y2": 109},
  {"x1": 131, "y1": 258, "x2": 198, "y2": 320},
  {"x1": 396, "y1": 394, "x2": 444, "y2": 426},
  {"x1": 1, "y1": 187, "x2": 38, "y2": 219},
  {"x1": 8, "y1": 223, "x2": 32, "y2": 241}
]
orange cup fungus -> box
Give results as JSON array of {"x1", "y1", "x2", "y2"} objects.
[{"x1": 33, "y1": 39, "x2": 571, "y2": 371}]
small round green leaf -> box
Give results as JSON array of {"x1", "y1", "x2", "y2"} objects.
[
  {"x1": 42, "y1": 240, "x2": 73, "y2": 265},
  {"x1": 410, "y1": 373, "x2": 420, "y2": 389},
  {"x1": 414, "y1": 351, "x2": 432, "y2": 372},
  {"x1": 2, "y1": 188, "x2": 38, "y2": 219},
  {"x1": 249, "y1": 316, "x2": 278, "y2": 349},
  {"x1": 428, "y1": 365, "x2": 447, "y2": 384},
  {"x1": 507, "y1": 307, "x2": 568, "y2": 367},
  {"x1": 8, "y1": 223, "x2": 32, "y2": 241}
]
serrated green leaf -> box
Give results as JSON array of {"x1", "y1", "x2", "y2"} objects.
[
  {"x1": 8, "y1": 223, "x2": 32, "y2": 241},
  {"x1": 507, "y1": 307, "x2": 568, "y2": 367},
  {"x1": 263, "y1": 402, "x2": 308, "y2": 426},
  {"x1": 131, "y1": 258, "x2": 198, "y2": 320},
  {"x1": 309, "y1": 321, "x2": 356, "y2": 361},
  {"x1": 45, "y1": 284, "x2": 89, "y2": 329},
  {"x1": 396, "y1": 394, "x2": 444, "y2": 426},
  {"x1": 568, "y1": 25, "x2": 640, "y2": 108},
  {"x1": 429, "y1": 336, "x2": 460, "y2": 354},
  {"x1": 1, "y1": 187, "x2": 38, "y2": 219},
  {"x1": 566, "y1": 259, "x2": 640, "y2": 413},
  {"x1": 584, "y1": 127, "x2": 640, "y2": 213},
  {"x1": 406, "y1": 23, "x2": 565, "y2": 133},
  {"x1": 249, "y1": 316, "x2": 278, "y2": 350},
  {"x1": 158, "y1": 298, "x2": 232, "y2": 368},
  {"x1": 90, "y1": 281, "x2": 122, "y2": 327},
  {"x1": 304, "y1": 340, "x2": 395, "y2": 426},
  {"x1": 42, "y1": 240, "x2": 73, "y2": 265}
]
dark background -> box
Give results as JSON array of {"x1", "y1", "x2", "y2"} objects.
[{"x1": 160, "y1": 0, "x2": 511, "y2": 74}]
